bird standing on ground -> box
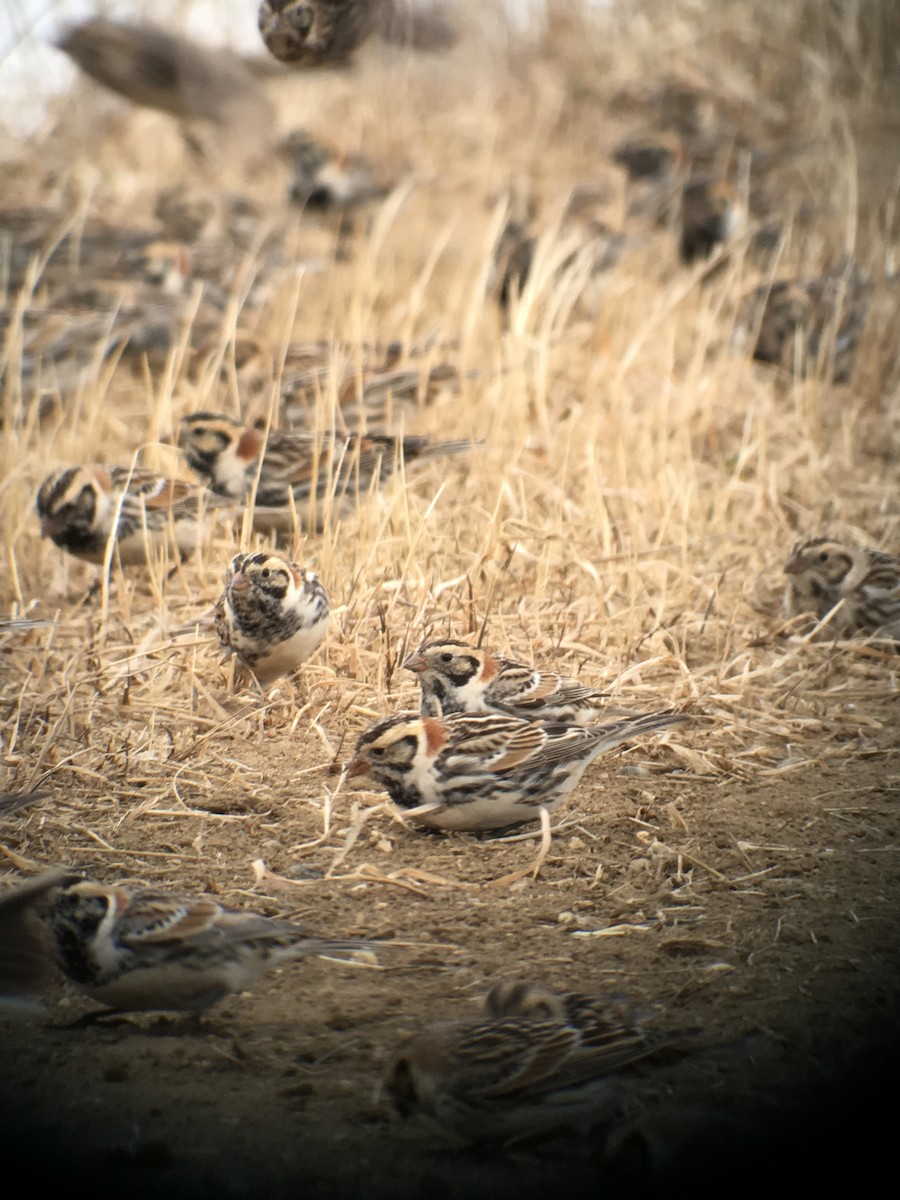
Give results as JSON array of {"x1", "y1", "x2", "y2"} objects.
[
  {"x1": 384, "y1": 978, "x2": 685, "y2": 1145},
  {"x1": 734, "y1": 261, "x2": 870, "y2": 382},
  {"x1": 403, "y1": 638, "x2": 633, "y2": 723},
  {"x1": 5, "y1": 873, "x2": 372, "y2": 1016},
  {"x1": 215, "y1": 551, "x2": 329, "y2": 685},
  {"x1": 345, "y1": 708, "x2": 688, "y2": 832},
  {"x1": 783, "y1": 537, "x2": 900, "y2": 640},
  {"x1": 175, "y1": 410, "x2": 477, "y2": 528},
  {"x1": 35, "y1": 466, "x2": 226, "y2": 566}
]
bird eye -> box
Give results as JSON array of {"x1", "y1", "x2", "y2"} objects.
[
  {"x1": 261, "y1": 568, "x2": 270, "y2": 579},
  {"x1": 818, "y1": 551, "x2": 830, "y2": 562},
  {"x1": 440, "y1": 653, "x2": 454, "y2": 664},
  {"x1": 369, "y1": 746, "x2": 385, "y2": 757},
  {"x1": 193, "y1": 426, "x2": 205, "y2": 436}
]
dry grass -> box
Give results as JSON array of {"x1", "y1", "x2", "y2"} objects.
[
  {"x1": 1, "y1": 0, "x2": 898, "y2": 905},
  {"x1": 0, "y1": 33, "x2": 897, "y2": 1162}
]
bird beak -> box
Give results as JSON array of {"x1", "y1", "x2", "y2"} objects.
[
  {"x1": 230, "y1": 572, "x2": 250, "y2": 592},
  {"x1": 402, "y1": 652, "x2": 427, "y2": 673},
  {"x1": 783, "y1": 558, "x2": 802, "y2": 575},
  {"x1": 158, "y1": 431, "x2": 174, "y2": 446},
  {"x1": 39, "y1": 517, "x2": 58, "y2": 539},
  {"x1": 344, "y1": 755, "x2": 369, "y2": 779}
]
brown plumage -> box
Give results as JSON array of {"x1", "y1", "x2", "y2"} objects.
[
  {"x1": 258, "y1": 0, "x2": 455, "y2": 68},
  {"x1": 56, "y1": 17, "x2": 274, "y2": 128}
]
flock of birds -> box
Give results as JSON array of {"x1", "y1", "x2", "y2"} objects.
[{"x1": 2, "y1": 1, "x2": 899, "y2": 1156}]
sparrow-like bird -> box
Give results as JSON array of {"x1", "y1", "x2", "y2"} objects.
[
  {"x1": 0, "y1": 869, "x2": 67, "y2": 1009},
  {"x1": 734, "y1": 261, "x2": 870, "y2": 383},
  {"x1": 215, "y1": 551, "x2": 329, "y2": 684},
  {"x1": 384, "y1": 979, "x2": 679, "y2": 1145},
  {"x1": 55, "y1": 17, "x2": 274, "y2": 133},
  {"x1": 175, "y1": 410, "x2": 477, "y2": 528},
  {"x1": 678, "y1": 177, "x2": 746, "y2": 264},
  {"x1": 258, "y1": 0, "x2": 455, "y2": 68},
  {"x1": 281, "y1": 130, "x2": 389, "y2": 211},
  {"x1": 35, "y1": 465, "x2": 225, "y2": 566},
  {"x1": 346, "y1": 709, "x2": 688, "y2": 831},
  {"x1": 20, "y1": 874, "x2": 371, "y2": 1015},
  {"x1": 481, "y1": 980, "x2": 642, "y2": 1034},
  {"x1": 403, "y1": 638, "x2": 632, "y2": 724},
  {"x1": 783, "y1": 537, "x2": 900, "y2": 640}
]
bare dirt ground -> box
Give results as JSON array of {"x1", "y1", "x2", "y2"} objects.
[{"x1": 1, "y1": 2, "x2": 899, "y2": 1196}]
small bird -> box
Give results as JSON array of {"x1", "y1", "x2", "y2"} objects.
[
  {"x1": 481, "y1": 980, "x2": 642, "y2": 1031},
  {"x1": 0, "y1": 869, "x2": 67, "y2": 1009},
  {"x1": 783, "y1": 537, "x2": 900, "y2": 640},
  {"x1": 175, "y1": 410, "x2": 477, "y2": 528},
  {"x1": 345, "y1": 709, "x2": 688, "y2": 832},
  {"x1": 55, "y1": 17, "x2": 274, "y2": 147},
  {"x1": 678, "y1": 177, "x2": 746, "y2": 264},
  {"x1": 281, "y1": 130, "x2": 389, "y2": 212},
  {"x1": 35, "y1": 465, "x2": 225, "y2": 566},
  {"x1": 258, "y1": 0, "x2": 455, "y2": 68},
  {"x1": 215, "y1": 551, "x2": 329, "y2": 685},
  {"x1": 734, "y1": 262, "x2": 870, "y2": 383},
  {"x1": 384, "y1": 978, "x2": 679, "y2": 1145},
  {"x1": 26, "y1": 874, "x2": 371, "y2": 1015},
  {"x1": 403, "y1": 638, "x2": 632, "y2": 724}
]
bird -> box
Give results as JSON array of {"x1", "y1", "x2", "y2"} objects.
[
  {"x1": 0, "y1": 206, "x2": 164, "y2": 294},
  {"x1": 783, "y1": 537, "x2": 900, "y2": 641},
  {"x1": 55, "y1": 17, "x2": 274, "y2": 146},
  {"x1": 214, "y1": 551, "x2": 329, "y2": 685},
  {"x1": 402, "y1": 638, "x2": 634, "y2": 723},
  {"x1": 384, "y1": 978, "x2": 683, "y2": 1145},
  {"x1": 0, "y1": 869, "x2": 68, "y2": 1009},
  {"x1": 482, "y1": 980, "x2": 643, "y2": 1035},
  {"x1": 35, "y1": 465, "x2": 227, "y2": 566},
  {"x1": 345, "y1": 708, "x2": 688, "y2": 832},
  {"x1": 175, "y1": 410, "x2": 478, "y2": 529},
  {"x1": 734, "y1": 261, "x2": 870, "y2": 383},
  {"x1": 280, "y1": 130, "x2": 390, "y2": 212},
  {"x1": 258, "y1": 0, "x2": 455, "y2": 68},
  {"x1": 678, "y1": 177, "x2": 746, "y2": 264},
  {"x1": 17, "y1": 874, "x2": 372, "y2": 1016},
  {"x1": 490, "y1": 200, "x2": 625, "y2": 312}
]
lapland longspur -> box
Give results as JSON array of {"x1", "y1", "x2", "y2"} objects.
[
  {"x1": 385, "y1": 979, "x2": 678, "y2": 1145},
  {"x1": 678, "y1": 178, "x2": 746, "y2": 264},
  {"x1": 734, "y1": 261, "x2": 870, "y2": 383},
  {"x1": 346, "y1": 709, "x2": 688, "y2": 831},
  {"x1": 281, "y1": 130, "x2": 389, "y2": 212},
  {"x1": 258, "y1": 0, "x2": 454, "y2": 68},
  {"x1": 176, "y1": 410, "x2": 477, "y2": 528},
  {"x1": 784, "y1": 537, "x2": 900, "y2": 641},
  {"x1": 215, "y1": 551, "x2": 329, "y2": 685},
  {"x1": 0, "y1": 870, "x2": 67, "y2": 1008},
  {"x1": 16, "y1": 874, "x2": 371, "y2": 1015},
  {"x1": 56, "y1": 17, "x2": 274, "y2": 132},
  {"x1": 35, "y1": 466, "x2": 225, "y2": 566},
  {"x1": 403, "y1": 638, "x2": 632, "y2": 723}
]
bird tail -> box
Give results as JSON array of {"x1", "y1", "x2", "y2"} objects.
[
  {"x1": 402, "y1": 437, "x2": 484, "y2": 464},
  {"x1": 590, "y1": 708, "x2": 691, "y2": 752}
]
